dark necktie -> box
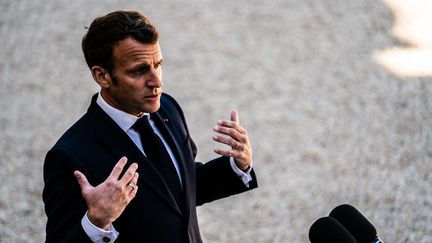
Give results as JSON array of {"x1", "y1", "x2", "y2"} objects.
[{"x1": 133, "y1": 115, "x2": 183, "y2": 208}]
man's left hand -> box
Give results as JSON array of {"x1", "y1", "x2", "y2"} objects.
[{"x1": 213, "y1": 110, "x2": 252, "y2": 171}]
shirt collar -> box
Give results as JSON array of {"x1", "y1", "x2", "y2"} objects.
[{"x1": 96, "y1": 92, "x2": 149, "y2": 132}]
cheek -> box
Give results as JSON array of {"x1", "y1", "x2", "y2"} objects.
[{"x1": 123, "y1": 80, "x2": 144, "y2": 93}]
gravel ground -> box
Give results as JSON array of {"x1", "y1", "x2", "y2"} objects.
[{"x1": 1, "y1": 0, "x2": 431, "y2": 242}]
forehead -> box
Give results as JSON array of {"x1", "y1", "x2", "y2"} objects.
[{"x1": 112, "y1": 37, "x2": 162, "y2": 67}]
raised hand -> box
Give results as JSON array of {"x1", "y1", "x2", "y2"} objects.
[
  {"x1": 74, "y1": 156, "x2": 139, "y2": 230},
  {"x1": 213, "y1": 110, "x2": 253, "y2": 171}
]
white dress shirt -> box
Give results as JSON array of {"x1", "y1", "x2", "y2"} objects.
[{"x1": 81, "y1": 93, "x2": 253, "y2": 242}]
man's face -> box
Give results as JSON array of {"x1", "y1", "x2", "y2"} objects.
[{"x1": 101, "y1": 37, "x2": 163, "y2": 115}]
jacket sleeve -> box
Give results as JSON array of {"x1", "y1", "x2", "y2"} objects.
[
  {"x1": 43, "y1": 147, "x2": 93, "y2": 243},
  {"x1": 195, "y1": 156, "x2": 258, "y2": 206}
]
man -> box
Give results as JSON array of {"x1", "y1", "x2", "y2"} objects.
[{"x1": 43, "y1": 10, "x2": 257, "y2": 243}]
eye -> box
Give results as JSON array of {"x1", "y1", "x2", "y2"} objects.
[
  {"x1": 132, "y1": 66, "x2": 150, "y2": 75},
  {"x1": 154, "y1": 60, "x2": 163, "y2": 69}
]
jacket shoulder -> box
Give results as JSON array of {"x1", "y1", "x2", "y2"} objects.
[
  {"x1": 161, "y1": 93, "x2": 182, "y2": 112},
  {"x1": 50, "y1": 113, "x2": 94, "y2": 152},
  {"x1": 160, "y1": 93, "x2": 187, "y2": 124}
]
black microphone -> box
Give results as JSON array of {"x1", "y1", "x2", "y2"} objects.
[
  {"x1": 329, "y1": 204, "x2": 383, "y2": 243},
  {"x1": 309, "y1": 217, "x2": 358, "y2": 243}
]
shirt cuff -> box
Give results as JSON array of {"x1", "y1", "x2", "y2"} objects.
[
  {"x1": 229, "y1": 157, "x2": 253, "y2": 187},
  {"x1": 81, "y1": 212, "x2": 119, "y2": 243}
]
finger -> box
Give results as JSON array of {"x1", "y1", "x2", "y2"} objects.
[
  {"x1": 74, "y1": 170, "x2": 93, "y2": 192},
  {"x1": 127, "y1": 182, "x2": 138, "y2": 193},
  {"x1": 231, "y1": 110, "x2": 239, "y2": 123},
  {"x1": 216, "y1": 120, "x2": 246, "y2": 134},
  {"x1": 127, "y1": 172, "x2": 139, "y2": 192},
  {"x1": 131, "y1": 172, "x2": 139, "y2": 185},
  {"x1": 119, "y1": 163, "x2": 138, "y2": 185},
  {"x1": 109, "y1": 156, "x2": 128, "y2": 179},
  {"x1": 213, "y1": 126, "x2": 245, "y2": 142},
  {"x1": 127, "y1": 173, "x2": 139, "y2": 195},
  {"x1": 129, "y1": 185, "x2": 139, "y2": 198},
  {"x1": 213, "y1": 134, "x2": 241, "y2": 148},
  {"x1": 214, "y1": 147, "x2": 240, "y2": 158}
]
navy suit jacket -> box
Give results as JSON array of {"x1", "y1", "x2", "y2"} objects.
[{"x1": 43, "y1": 93, "x2": 258, "y2": 243}]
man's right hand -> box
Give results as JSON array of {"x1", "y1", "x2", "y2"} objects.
[{"x1": 74, "y1": 156, "x2": 139, "y2": 230}]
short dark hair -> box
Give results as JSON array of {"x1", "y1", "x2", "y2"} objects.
[{"x1": 81, "y1": 10, "x2": 159, "y2": 72}]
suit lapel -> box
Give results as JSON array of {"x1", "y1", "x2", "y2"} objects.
[
  {"x1": 151, "y1": 112, "x2": 188, "y2": 182},
  {"x1": 87, "y1": 96, "x2": 183, "y2": 215},
  {"x1": 154, "y1": 107, "x2": 193, "y2": 221}
]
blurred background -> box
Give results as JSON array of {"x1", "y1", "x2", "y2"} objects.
[{"x1": 1, "y1": 0, "x2": 431, "y2": 242}]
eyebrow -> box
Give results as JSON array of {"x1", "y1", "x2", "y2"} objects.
[
  {"x1": 155, "y1": 59, "x2": 163, "y2": 66},
  {"x1": 126, "y1": 59, "x2": 164, "y2": 73},
  {"x1": 126, "y1": 64, "x2": 150, "y2": 73}
]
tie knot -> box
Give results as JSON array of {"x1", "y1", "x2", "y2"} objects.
[{"x1": 133, "y1": 115, "x2": 154, "y2": 135}]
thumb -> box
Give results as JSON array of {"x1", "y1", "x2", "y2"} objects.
[
  {"x1": 74, "y1": 170, "x2": 93, "y2": 193},
  {"x1": 231, "y1": 110, "x2": 239, "y2": 123}
]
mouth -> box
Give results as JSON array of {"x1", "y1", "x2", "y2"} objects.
[{"x1": 143, "y1": 93, "x2": 161, "y2": 101}]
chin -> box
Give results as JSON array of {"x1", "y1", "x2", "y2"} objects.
[{"x1": 145, "y1": 103, "x2": 160, "y2": 113}]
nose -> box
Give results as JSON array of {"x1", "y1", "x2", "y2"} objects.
[{"x1": 147, "y1": 67, "x2": 163, "y2": 88}]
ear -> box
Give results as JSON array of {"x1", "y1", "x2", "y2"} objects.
[{"x1": 91, "y1": 66, "x2": 112, "y2": 88}]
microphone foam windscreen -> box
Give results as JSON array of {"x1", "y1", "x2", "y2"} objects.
[
  {"x1": 309, "y1": 217, "x2": 358, "y2": 243},
  {"x1": 329, "y1": 204, "x2": 377, "y2": 243}
]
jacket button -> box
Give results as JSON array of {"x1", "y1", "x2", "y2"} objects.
[{"x1": 102, "y1": 236, "x2": 111, "y2": 242}]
